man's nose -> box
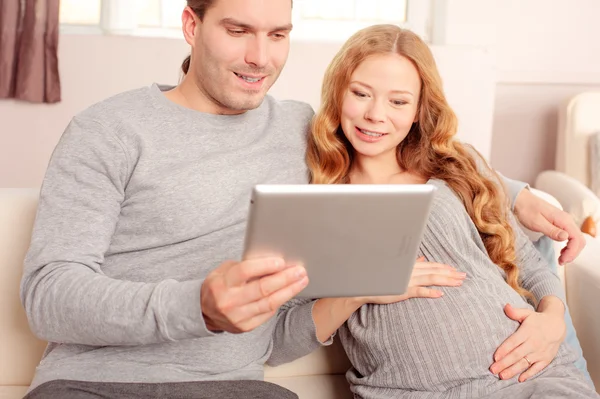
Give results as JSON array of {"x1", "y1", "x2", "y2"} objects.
[{"x1": 245, "y1": 37, "x2": 269, "y2": 69}]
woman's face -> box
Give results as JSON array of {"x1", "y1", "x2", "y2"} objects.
[{"x1": 340, "y1": 53, "x2": 421, "y2": 160}]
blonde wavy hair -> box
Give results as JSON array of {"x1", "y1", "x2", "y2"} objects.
[{"x1": 307, "y1": 24, "x2": 532, "y2": 300}]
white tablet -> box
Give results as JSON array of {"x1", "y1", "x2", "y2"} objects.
[{"x1": 242, "y1": 184, "x2": 437, "y2": 298}]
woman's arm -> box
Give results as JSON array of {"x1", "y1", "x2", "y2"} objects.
[
  {"x1": 313, "y1": 298, "x2": 363, "y2": 342},
  {"x1": 267, "y1": 261, "x2": 465, "y2": 366}
]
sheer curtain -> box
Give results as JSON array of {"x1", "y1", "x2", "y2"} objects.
[{"x1": 0, "y1": 0, "x2": 61, "y2": 103}]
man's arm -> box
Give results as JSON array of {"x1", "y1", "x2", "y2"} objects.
[
  {"x1": 267, "y1": 298, "x2": 333, "y2": 366},
  {"x1": 21, "y1": 116, "x2": 309, "y2": 346},
  {"x1": 497, "y1": 173, "x2": 529, "y2": 211},
  {"x1": 469, "y1": 148, "x2": 585, "y2": 264},
  {"x1": 20, "y1": 116, "x2": 216, "y2": 346}
]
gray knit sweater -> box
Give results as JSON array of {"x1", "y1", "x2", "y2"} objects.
[
  {"x1": 271, "y1": 179, "x2": 597, "y2": 399},
  {"x1": 20, "y1": 84, "x2": 322, "y2": 391}
]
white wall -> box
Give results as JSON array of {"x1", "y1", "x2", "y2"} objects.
[
  {"x1": 491, "y1": 0, "x2": 600, "y2": 183},
  {"x1": 0, "y1": 34, "x2": 496, "y2": 188},
  {"x1": 1, "y1": 0, "x2": 599, "y2": 187},
  {"x1": 434, "y1": 0, "x2": 600, "y2": 183},
  {"x1": 0, "y1": 35, "x2": 188, "y2": 188}
]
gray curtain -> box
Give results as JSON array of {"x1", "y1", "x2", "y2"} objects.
[{"x1": 0, "y1": 0, "x2": 61, "y2": 103}]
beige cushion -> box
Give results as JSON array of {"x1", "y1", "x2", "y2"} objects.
[
  {"x1": 265, "y1": 339, "x2": 351, "y2": 378},
  {"x1": 0, "y1": 189, "x2": 47, "y2": 387},
  {"x1": 566, "y1": 234, "x2": 600, "y2": 388},
  {"x1": 556, "y1": 91, "x2": 600, "y2": 187},
  {"x1": 0, "y1": 385, "x2": 29, "y2": 399}
]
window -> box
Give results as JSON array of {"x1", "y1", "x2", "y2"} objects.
[
  {"x1": 59, "y1": 0, "x2": 430, "y2": 42},
  {"x1": 59, "y1": 0, "x2": 101, "y2": 26},
  {"x1": 292, "y1": 0, "x2": 428, "y2": 42}
]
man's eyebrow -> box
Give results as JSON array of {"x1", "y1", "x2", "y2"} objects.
[
  {"x1": 350, "y1": 81, "x2": 414, "y2": 96},
  {"x1": 220, "y1": 18, "x2": 293, "y2": 32}
]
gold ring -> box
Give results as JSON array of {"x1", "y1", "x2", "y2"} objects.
[{"x1": 524, "y1": 356, "x2": 531, "y2": 366}]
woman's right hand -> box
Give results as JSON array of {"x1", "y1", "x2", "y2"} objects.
[{"x1": 353, "y1": 257, "x2": 466, "y2": 306}]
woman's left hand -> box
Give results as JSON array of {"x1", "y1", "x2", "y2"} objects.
[{"x1": 489, "y1": 303, "x2": 566, "y2": 382}]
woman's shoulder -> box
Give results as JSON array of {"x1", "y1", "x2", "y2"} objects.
[
  {"x1": 427, "y1": 179, "x2": 462, "y2": 204},
  {"x1": 422, "y1": 179, "x2": 485, "y2": 247},
  {"x1": 425, "y1": 179, "x2": 473, "y2": 224}
]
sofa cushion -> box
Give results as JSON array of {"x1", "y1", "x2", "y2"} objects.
[
  {"x1": 0, "y1": 385, "x2": 29, "y2": 399},
  {"x1": 590, "y1": 131, "x2": 600, "y2": 195},
  {"x1": 0, "y1": 189, "x2": 47, "y2": 387},
  {"x1": 265, "y1": 339, "x2": 351, "y2": 378}
]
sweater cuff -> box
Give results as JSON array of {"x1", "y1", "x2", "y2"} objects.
[
  {"x1": 293, "y1": 300, "x2": 335, "y2": 350},
  {"x1": 502, "y1": 174, "x2": 530, "y2": 212},
  {"x1": 530, "y1": 277, "x2": 567, "y2": 308},
  {"x1": 160, "y1": 279, "x2": 220, "y2": 340}
]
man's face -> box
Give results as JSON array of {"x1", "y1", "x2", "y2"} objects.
[{"x1": 190, "y1": 0, "x2": 292, "y2": 114}]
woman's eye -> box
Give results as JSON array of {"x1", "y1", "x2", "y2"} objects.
[
  {"x1": 353, "y1": 91, "x2": 367, "y2": 98},
  {"x1": 392, "y1": 100, "x2": 407, "y2": 106}
]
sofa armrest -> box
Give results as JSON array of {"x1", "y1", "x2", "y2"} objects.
[
  {"x1": 564, "y1": 234, "x2": 600, "y2": 390},
  {"x1": 535, "y1": 171, "x2": 600, "y2": 225}
]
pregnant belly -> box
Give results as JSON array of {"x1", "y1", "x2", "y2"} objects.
[{"x1": 341, "y1": 281, "x2": 532, "y2": 391}]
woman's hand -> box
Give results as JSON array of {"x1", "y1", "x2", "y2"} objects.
[
  {"x1": 354, "y1": 258, "x2": 466, "y2": 306},
  {"x1": 490, "y1": 298, "x2": 566, "y2": 382}
]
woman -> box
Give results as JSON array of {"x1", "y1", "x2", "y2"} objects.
[{"x1": 269, "y1": 25, "x2": 598, "y2": 398}]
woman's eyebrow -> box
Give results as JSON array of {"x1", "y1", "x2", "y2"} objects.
[{"x1": 350, "y1": 81, "x2": 414, "y2": 97}]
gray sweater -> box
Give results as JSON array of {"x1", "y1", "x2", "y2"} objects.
[
  {"x1": 21, "y1": 84, "x2": 322, "y2": 390},
  {"x1": 272, "y1": 179, "x2": 595, "y2": 399}
]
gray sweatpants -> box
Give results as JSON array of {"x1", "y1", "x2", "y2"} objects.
[{"x1": 23, "y1": 379, "x2": 299, "y2": 399}]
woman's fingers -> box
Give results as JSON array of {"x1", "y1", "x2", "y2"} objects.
[
  {"x1": 409, "y1": 269, "x2": 466, "y2": 287},
  {"x1": 405, "y1": 286, "x2": 444, "y2": 299},
  {"x1": 518, "y1": 359, "x2": 549, "y2": 382}
]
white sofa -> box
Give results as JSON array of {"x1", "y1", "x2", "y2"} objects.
[
  {"x1": 4, "y1": 186, "x2": 598, "y2": 398},
  {"x1": 534, "y1": 91, "x2": 600, "y2": 389}
]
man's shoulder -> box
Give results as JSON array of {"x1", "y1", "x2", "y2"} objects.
[{"x1": 75, "y1": 85, "x2": 156, "y2": 125}]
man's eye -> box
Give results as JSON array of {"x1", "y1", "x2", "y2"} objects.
[{"x1": 229, "y1": 30, "x2": 245, "y2": 35}]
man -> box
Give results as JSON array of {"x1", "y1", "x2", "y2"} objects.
[{"x1": 21, "y1": 0, "x2": 587, "y2": 397}]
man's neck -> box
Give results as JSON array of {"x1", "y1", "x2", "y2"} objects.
[{"x1": 163, "y1": 75, "x2": 246, "y2": 115}]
